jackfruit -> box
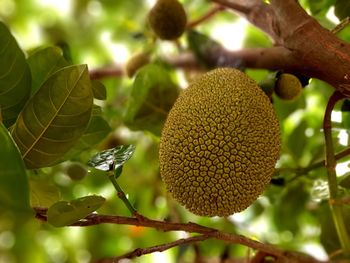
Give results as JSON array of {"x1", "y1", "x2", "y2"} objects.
[
  {"x1": 148, "y1": 0, "x2": 187, "y2": 40},
  {"x1": 159, "y1": 68, "x2": 281, "y2": 217},
  {"x1": 275, "y1": 73, "x2": 302, "y2": 100},
  {"x1": 66, "y1": 162, "x2": 87, "y2": 181}
]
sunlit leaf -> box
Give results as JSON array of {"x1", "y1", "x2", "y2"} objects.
[
  {"x1": 11, "y1": 65, "x2": 93, "y2": 169},
  {"x1": 47, "y1": 195, "x2": 105, "y2": 227},
  {"x1": 29, "y1": 179, "x2": 61, "y2": 208},
  {"x1": 87, "y1": 145, "x2": 135, "y2": 171},
  {"x1": 92, "y1": 80, "x2": 107, "y2": 100},
  {"x1": 124, "y1": 64, "x2": 179, "y2": 136},
  {"x1": 27, "y1": 46, "x2": 69, "y2": 95},
  {"x1": 0, "y1": 21, "x2": 31, "y2": 127},
  {"x1": 0, "y1": 123, "x2": 30, "y2": 212},
  {"x1": 311, "y1": 179, "x2": 330, "y2": 201}
]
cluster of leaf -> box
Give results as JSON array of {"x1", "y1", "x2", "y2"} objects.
[{"x1": 0, "y1": 21, "x2": 111, "y2": 220}]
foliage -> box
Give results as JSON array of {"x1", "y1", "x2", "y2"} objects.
[{"x1": 1, "y1": 1, "x2": 350, "y2": 263}]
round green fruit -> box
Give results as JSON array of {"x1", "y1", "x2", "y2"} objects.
[
  {"x1": 66, "y1": 163, "x2": 88, "y2": 181},
  {"x1": 148, "y1": 0, "x2": 187, "y2": 40},
  {"x1": 275, "y1": 73, "x2": 302, "y2": 100},
  {"x1": 159, "y1": 68, "x2": 281, "y2": 217}
]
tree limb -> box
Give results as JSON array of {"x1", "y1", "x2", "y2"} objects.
[
  {"x1": 210, "y1": 0, "x2": 350, "y2": 96},
  {"x1": 96, "y1": 234, "x2": 210, "y2": 263},
  {"x1": 35, "y1": 210, "x2": 325, "y2": 263}
]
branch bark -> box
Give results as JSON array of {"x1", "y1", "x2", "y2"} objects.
[
  {"x1": 209, "y1": 0, "x2": 350, "y2": 96},
  {"x1": 35, "y1": 210, "x2": 325, "y2": 263}
]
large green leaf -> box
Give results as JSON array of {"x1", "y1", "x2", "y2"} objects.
[
  {"x1": 11, "y1": 65, "x2": 93, "y2": 169},
  {"x1": 27, "y1": 46, "x2": 69, "y2": 95},
  {"x1": 0, "y1": 123, "x2": 30, "y2": 212},
  {"x1": 0, "y1": 21, "x2": 31, "y2": 127},
  {"x1": 124, "y1": 64, "x2": 179, "y2": 136},
  {"x1": 47, "y1": 195, "x2": 105, "y2": 227},
  {"x1": 61, "y1": 105, "x2": 111, "y2": 160}
]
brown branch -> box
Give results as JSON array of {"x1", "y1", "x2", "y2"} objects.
[
  {"x1": 96, "y1": 234, "x2": 210, "y2": 263},
  {"x1": 35, "y1": 210, "x2": 324, "y2": 263},
  {"x1": 211, "y1": 0, "x2": 251, "y2": 14},
  {"x1": 187, "y1": 5, "x2": 225, "y2": 29},
  {"x1": 89, "y1": 65, "x2": 124, "y2": 80},
  {"x1": 165, "y1": 47, "x2": 296, "y2": 72},
  {"x1": 207, "y1": 0, "x2": 350, "y2": 96}
]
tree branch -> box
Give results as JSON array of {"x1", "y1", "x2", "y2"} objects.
[
  {"x1": 89, "y1": 65, "x2": 124, "y2": 80},
  {"x1": 35, "y1": 210, "x2": 324, "y2": 262},
  {"x1": 187, "y1": 5, "x2": 225, "y2": 29},
  {"x1": 323, "y1": 91, "x2": 350, "y2": 254},
  {"x1": 96, "y1": 234, "x2": 210, "y2": 263},
  {"x1": 209, "y1": 0, "x2": 350, "y2": 96}
]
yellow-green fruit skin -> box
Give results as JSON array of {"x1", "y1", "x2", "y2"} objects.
[
  {"x1": 148, "y1": 0, "x2": 187, "y2": 40},
  {"x1": 159, "y1": 68, "x2": 281, "y2": 217},
  {"x1": 275, "y1": 73, "x2": 302, "y2": 100}
]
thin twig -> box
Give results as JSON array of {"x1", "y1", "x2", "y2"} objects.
[
  {"x1": 96, "y1": 234, "x2": 210, "y2": 263},
  {"x1": 332, "y1": 17, "x2": 350, "y2": 34},
  {"x1": 89, "y1": 65, "x2": 124, "y2": 80},
  {"x1": 323, "y1": 91, "x2": 350, "y2": 254},
  {"x1": 274, "y1": 146, "x2": 350, "y2": 179},
  {"x1": 211, "y1": 0, "x2": 251, "y2": 14},
  {"x1": 187, "y1": 5, "x2": 225, "y2": 29},
  {"x1": 107, "y1": 171, "x2": 137, "y2": 215}
]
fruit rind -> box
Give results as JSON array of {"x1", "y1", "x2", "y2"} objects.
[
  {"x1": 148, "y1": 0, "x2": 187, "y2": 40},
  {"x1": 275, "y1": 73, "x2": 302, "y2": 100},
  {"x1": 159, "y1": 68, "x2": 281, "y2": 217}
]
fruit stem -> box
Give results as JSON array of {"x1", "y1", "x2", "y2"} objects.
[
  {"x1": 107, "y1": 170, "x2": 137, "y2": 216},
  {"x1": 323, "y1": 91, "x2": 350, "y2": 254}
]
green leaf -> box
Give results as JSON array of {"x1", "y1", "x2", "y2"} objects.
[
  {"x1": 0, "y1": 21, "x2": 31, "y2": 127},
  {"x1": 0, "y1": 123, "x2": 30, "y2": 212},
  {"x1": 87, "y1": 145, "x2": 135, "y2": 171},
  {"x1": 47, "y1": 195, "x2": 105, "y2": 227},
  {"x1": 187, "y1": 30, "x2": 223, "y2": 68},
  {"x1": 308, "y1": 0, "x2": 336, "y2": 15},
  {"x1": 27, "y1": 46, "x2": 70, "y2": 95},
  {"x1": 272, "y1": 181, "x2": 309, "y2": 234},
  {"x1": 11, "y1": 64, "x2": 94, "y2": 169},
  {"x1": 61, "y1": 106, "x2": 111, "y2": 160},
  {"x1": 29, "y1": 179, "x2": 61, "y2": 208},
  {"x1": 335, "y1": 0, "x2": 350, "y2": 20},
  {"x1": 339, "y1": 174, "x2": 350, "y2": 189},
  {"x1": 286, "y1": 120, "x2": 308, "y2": 164},
  {"x1": 318, "y1": 202, "x2": 350, "y2": 255},
  {"x1": 124, "y1": 64, "x2": 179, "y2": 136},
  {"x1": 92, "y1": 80, "x2": 107, "y2": 100}
]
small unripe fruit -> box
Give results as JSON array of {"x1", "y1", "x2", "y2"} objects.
[
  {"x1": 125, "y1": 51, "x2": 150, "y2": 78},
  {"x1": 148, "y1": 0, "x2": 187, "y2": 40},
  {"x1": 66, "y1": 163, "x2": 87, "y2": 181},
  {"x1": 275, "y1": 73, "x2": 302, "y2": 100}
]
